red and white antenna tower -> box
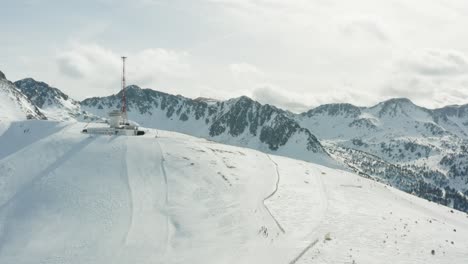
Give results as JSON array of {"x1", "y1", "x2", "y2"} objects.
[{"x1": 121, "y1": 56, "x2": 128, "y2": 124}]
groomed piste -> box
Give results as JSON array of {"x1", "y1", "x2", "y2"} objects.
[{"x1": 0, "y1": 121, "x2": 467, "y2": 264}]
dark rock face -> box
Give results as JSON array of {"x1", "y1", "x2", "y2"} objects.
[
  {"x1": 82, "y1": 86, "x2": 218, "y2": 122},
  {"x1": 15, "y1": 78, "x2": 72, "y2": 108},
  {"x1": 0, "y1": 77, "x2": 47, "y2": 120},
  {"x1": 210, "y1": 97, "x2": 255, "y2": 137},
  {"x1": 0, "y1": 70, "x2": 5, "y2": 80},
  {"x1": 12, "y1": 78, "x2": 100, "y2": 121}
]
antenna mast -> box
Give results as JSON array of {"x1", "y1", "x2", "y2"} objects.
[{"x1": 121, "y1": 56, "x2": 128, "y2": 124}]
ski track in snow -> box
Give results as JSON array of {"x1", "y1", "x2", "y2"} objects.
[
  {"x1": 281, "y1": 162, "x2": 330, "y2": 264},
  {"x1": 288, "y1": 239, "x2": 319, "y2": 264},
  {"x1": 155, "y1": 135, "x2": 171, "y2": 257},
  {"x1": 200, "y1": 142, "x2": 286, "y2": 236},
  {"x1": 293, "y1": 170, "x2": 330, "y2": 263},
  {"x1": 265, "y1": 154, "x2": 286, "y2": 234},
  {"x1": 120, "y1": 137, "x2": 134, "y2": 245}
]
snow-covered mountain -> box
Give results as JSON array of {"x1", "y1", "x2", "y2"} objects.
[
  {"x1": 81, "y1": 85, "x2": 333, "y2": 166},
  {"x1": 299, "y1": 99, "x2": 468, "y2": 212},
  {"x1": 0, "y1": 121, "x2": 467, "y2": 264},
  {"x1": 433, "y1": 104, "x2": 468, "y2": 138},
  {"x1": 14, "y1": 78, "x2": 98, "y2": 122},
  {"x1": 0, "y1": 70, "x2": 46, "y2": 128},
  {"x1": 301, "y1": 98, "x2": 468, "y2": 142},
  {"x1": 3, "y1": 74, "x2": 466, "y2": 213}
]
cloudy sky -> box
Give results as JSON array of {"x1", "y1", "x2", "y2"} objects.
[{"x1": 2, "y1": 0, "x2": 468, "y2": 112}]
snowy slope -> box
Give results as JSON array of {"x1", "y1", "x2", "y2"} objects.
[
  {"x1": 0, "y1": 72, "x2": 46, "y2": 136},
  {"x1": 14, "y1": 78, "x2": 99, "y2": 122},
  {"x1": 0, "y1": 121, "x2": 466, "y2": 263},
  {"x1": 0, "y1": 72, "x2": 46, "y2": 124}
]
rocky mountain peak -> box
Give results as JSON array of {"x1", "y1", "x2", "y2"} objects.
[
  {"x1": 0, "y1": 70, "x2": 5, "y2": 80},
  {"x1": 126, "y1": 84, "x2": 142, "y2": 92},
  {"x1": 194, "y1": 97, "x2": 219, "y2": 104},
  {"x1": 303, "y1": 103, "x2": 362, "y2": 118},
  {"x1": 373, "y1": 98, "x2": 427, "y2": 118},
  {"x1": 0, "y1": 76, "x2": 46, "y2": 120},
  {"x1": 15, "y1": 78, "x2": 71, "y2": 108},
  {"x1": 117, "y1": 84, "x2": 143, "y2": 98},
  {"x1": 381, "y1": 97, "x2": 415, "y2": 106},
  {"x1": 13, "y1": 78, "x2": 101, "y2": 122},
  {"x1": 228, "y1": 95, "x2": 256, "y2": 106}
]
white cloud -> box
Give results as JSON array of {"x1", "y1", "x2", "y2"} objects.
[
  {"x1": 56, "y1": 43, "x2": 192, "y2": 98},
  {"x1": 5, "y1": 0, "x2": 468, "y2": 110},
  {"x1": 383, "y1": 75, "x2": 468, "y2": 108},
  {"x1": 230, "y1": 63, "x2": 263, "y2": 77},
  {"x1": 399, "y1": 49, "x2": 468, "y2": 76},
  {"x1": 250, "y1": 84, "x2": 379, "y2": 112},
  {"x1": 380, "y1": 49, "x2": 468, "y2": 108},
  {"x1": 130, "y1": 48, "x2": 192, "y2": 83},
  {"x1": 251, "y1": 85, "x2": 309, "y2": 113},
  {"x1": 340, "y1": 18, "x2": 390, "y2": 42},
  {"x1": 58, "y1": 44, "x2": 119, "y2": 80}
]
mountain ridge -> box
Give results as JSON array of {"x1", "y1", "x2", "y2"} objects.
[
  {"x1": 81, "y1": 85, "x2": 333, "y2": 166},
  {"x1": 14, "y1": 78, "x2": 100, "y2": 122}
]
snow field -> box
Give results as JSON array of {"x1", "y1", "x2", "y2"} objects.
[{"x1": 0, "y1": 121, "x2": 466, "y2": 263}]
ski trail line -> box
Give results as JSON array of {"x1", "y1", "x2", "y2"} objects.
[
  {"x1": 155, "y1": 139, "x2": 168, "y2": 203},
  {"x1": 265, "y1": 154, "x2": 286, "y2": 234},
  {"x1": 155, "y1": 137, "x2": 170, "y2": 255},
  {"x1": 287, "y1": 170, "x2": 329, "y2": 264},
  {"x1": 120, "y1": 137, "x2": 134, "y2": 245},
  {"x1": 288, "y1": 239, "x2": 319, "y2": 264},
  {"x1": 196, "y1": 142, "x2": 285, "y2": 234}
]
